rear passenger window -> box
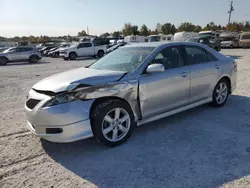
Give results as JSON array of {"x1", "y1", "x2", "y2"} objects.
[
  {"x1": 206, "y1": 50, "x2": 218, "y2": 61},
  {"x1": 185, "y1": 46, "x2": 209, "y2": 65}
]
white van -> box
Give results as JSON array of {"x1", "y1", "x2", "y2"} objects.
[
  {"x1": 199, "y1": 31, "x2": 221, "y2": 40},
  {"x1": 173, "y1": 32, "x2": 199, "y2": 41},
  {"x1": 124, "y1": 35, "x2": 146, "y2": 43},
  {"x1": 147, "y1": 34, "x2": 173, "y2": 42}
]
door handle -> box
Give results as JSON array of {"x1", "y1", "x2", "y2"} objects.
[
  {"x1": 215, "y1": 64, "x2": 220, "y2": 69},
  {"x1": 181, "y1": 72, "x2": 188, "y2": 78}
]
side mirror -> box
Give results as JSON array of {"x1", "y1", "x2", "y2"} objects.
[{"x1": 146, "y1": 64, "x2": 165, "y2": 74}]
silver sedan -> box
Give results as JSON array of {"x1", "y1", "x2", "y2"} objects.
[{"x1": 25, "y1": 42, "x2": 237, "y2": 147}]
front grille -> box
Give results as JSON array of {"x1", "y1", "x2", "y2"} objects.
[{"x1": 26, "y1": 99, "x2": 41, "y2": 109}]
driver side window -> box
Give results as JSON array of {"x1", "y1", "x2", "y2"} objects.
[{"x1": 151, "y1": 46, "x2": 183, "y2": 70}]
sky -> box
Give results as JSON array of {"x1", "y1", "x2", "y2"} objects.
[{"x1": 1, "y1": 0, "x2": 250, "y2": 37}]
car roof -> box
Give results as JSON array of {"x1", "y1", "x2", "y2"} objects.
[{"x1": 122, "y1": 41, "x2": 202, "y2": 48}]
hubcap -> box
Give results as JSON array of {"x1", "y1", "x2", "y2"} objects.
[
  {"x1": 102, "y1": 108, "x2": 131, "y2": 142},
  {"x1": 215, "y1": 82, "x2": 228, "y2": 104}
]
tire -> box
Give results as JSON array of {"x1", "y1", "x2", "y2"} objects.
[
  {"x1": 97, "y1": 50, "x2": 104, "y2": 58},
  {"x1": 69, "y1": 52, "x2": 77, "y2": 60},
  {"x1": 29, "y1": 55, "x2": 39, "y2": 64},
  {"x1": 214, "y1": 47, "x2": 219, "y2": 51},
  {"x1": 211, "y1": 79, "x2": 230, "y2": 107},
  {"x1": 0, "y1": 57, "x2": 8, "y2": 66},
  {"x1": 91, "y1": 100, "x2": 135, "y2": 147},
  {"x1": 54, "y1": 52, "x2": 59, "y2": 58}
]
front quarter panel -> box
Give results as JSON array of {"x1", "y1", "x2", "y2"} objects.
[{"x1": 74, "y1": 75, "x2": 140, "y2": 120}]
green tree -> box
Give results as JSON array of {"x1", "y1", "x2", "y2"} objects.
[
  {"x1": 78, "y1": 30, "x2": 88, "y2": 36},
  {"x1": 122, "y1": 23, "x2": 133, "y2": 36},
  {"x1": 112, "y1": 31, "x2": 122, "y2": 38},
  {"x1": 161, "y1": 23, "x2": 177, "y2": 34},
  {"x1": 227, "y1": 22, "x2": 245, "y2": 32},
  {"x1": 178, "y1": 22, "x2": 196, "y2": 32},
  {"x1": 140, "y1": 24, "x2": 149, "y2": 36},
  {"x1": 245, "y1": 21, "x2": 250, "y2": 31},
  {"x1": 132, "y1": 25, "x2": 140, "y2": 35},
  {"x1": 194, "y1": 25, "x2": 202, "y2": 32}
]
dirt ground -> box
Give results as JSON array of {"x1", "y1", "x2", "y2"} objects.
[{"x1": 1, "y1": 49, "x2": 250, "y2": 188}]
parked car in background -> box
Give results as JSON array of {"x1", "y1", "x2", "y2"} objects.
[
  {"x1": 107, "y1": 42, "x2": 127, "y2": 53},
  {"x1": 43, "y1": 46, "x2": 59, "y2": 57},
  {"x1": 199, "y1": 30, "x2": 221, "y2": 41},
  {"x1": 239, "y1": 32, "x2": 250, "y2": 48},
  {"x1": 48, "y1": 44, "x2": 70, "y2": 58},
  {"x1": 174, "y1": 32, "x2": 199, "y2": 41},
  {"x1": 40, "y1": 46, "x2": 57, "y2": 56},
  {"x1": 59, "y1": 42, "x2": 107, "y2": 60},
  {"x1": 146, "y1": 34, "x2": 173, "y2": 42},
  {"x1": 25, "y1": 41, "x2": 237, "y2": 146},
  {"x1": 220, "y1": 32, "x2": 240, "y2": 48},
  {"x1": 0, "y1": 46, "x2": 42, "y2": 65},
  {"x1": 188, "y1": 36, "x2": 221, "y2": 51},
  {"x1": 124, "y1": 35, "x2": 146, "y2": 43}
]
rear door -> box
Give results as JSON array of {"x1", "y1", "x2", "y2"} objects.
[
  {"x1": 182, "y1": 45, "x2": 222, "y2": 103},
  {"x1": 139, "y1": 45, "x2": 190, "y2": 118},
  {"x1": 18, "y1": 47, "x2": 33, "y2": 60}
]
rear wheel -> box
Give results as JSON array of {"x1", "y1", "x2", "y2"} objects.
[
  {"x1": 0, "y1": 57, "x2": 8, "y2": 66},
  {"x1": 211, "y1": 79, "x2": 229, "y2": 107},
  {"x1": 29, "y1": 55, "x2": 39, "y2": 64},
  {"x1": 69, "y1": 52, "x2": 77, "y2": 60},
  {"x1": 97, "y1": 50, "x2": 104, "y2": 58},
  {"x1": 91, "y1": 100, "x2": 135, "y2": 147}
]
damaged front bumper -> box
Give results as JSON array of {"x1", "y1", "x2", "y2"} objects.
[{"x1": 25, "y1": 89, "x2": 94, "y2": 143}]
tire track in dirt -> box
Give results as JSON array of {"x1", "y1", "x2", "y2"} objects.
[{"x1": 0, "y1": 130, "x2": 30, "y2": 139}]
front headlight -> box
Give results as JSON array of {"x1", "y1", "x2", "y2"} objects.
[{"x1": 43, "y1": 91, "x2": 84, "y2": 107}]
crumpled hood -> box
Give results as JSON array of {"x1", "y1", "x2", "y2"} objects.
[{"x1": 32, "y1": 67, "x2": 126, "y2": 93}]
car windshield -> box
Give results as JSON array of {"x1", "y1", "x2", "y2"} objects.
[
  {"x1": 90, "y1": 46, "x2": 155, "y2": 72},
  {"x1": 242, "y1": 35, "x2": 250, "y2": 40},
  {"x1": 3, "y1": 48, "x2": 13, "y2": 53},
  {"x1": 188, "y1": 38, "x2": 199, "y2": 42}
]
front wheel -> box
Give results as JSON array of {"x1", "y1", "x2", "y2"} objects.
[
  {"x1": 29, "y1": 55, "x2": 39, "y2": 64},
  {"x1": 0, "y1": 57, "x2": 8, "y2": 66},
  {"x1": 69, "y1": 52, "x2": 77, "y2": 60},
  {"x1": 91, "y1": 100, "x2": 135, "y2": 147},
  {"x1": 211, "y1": 79, "x2": 229, "y2": 107}
]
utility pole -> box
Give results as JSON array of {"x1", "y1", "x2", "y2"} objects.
[{"x1": 228, "y1": 1, "x2": 234, "y2": 25}]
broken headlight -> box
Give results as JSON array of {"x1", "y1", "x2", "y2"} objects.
[{"x1": 43, "y1": 91, "x2": 85, "y2": 107}]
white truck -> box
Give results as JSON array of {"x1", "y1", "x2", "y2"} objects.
[{"x1": 59, "y1": 42, "x2": 107, "y2": 60}]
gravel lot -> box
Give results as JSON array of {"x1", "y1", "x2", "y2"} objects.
[{"x1": 1, "y1": 49, "x2": 250, "y2": 188}]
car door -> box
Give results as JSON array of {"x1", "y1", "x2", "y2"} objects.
[
  {"x1": 77, "y1": 43, "x2": 93, "y2": 56},
  {"x1": 18, "y1": 47, "x2": 31, "y2": 60},
  {"x1": 7, "y1": 48, "x2": 22, "y2": 61},
  {"x1": 139, "y1": 46, "x2": 190, "y2": 118},
  {"x1": 183, "y1": 45, "x2": 222, "y2": 103}
]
